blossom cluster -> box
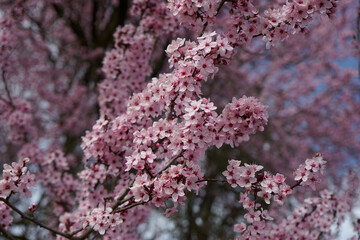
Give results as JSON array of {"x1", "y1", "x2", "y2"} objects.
[
  {"x1": 0, "y1": 98, "x2": 34, "y2": 144},
  {"x1": 223, "y1": 159, "x2": 292, "y2": 206},
  {"x1": 223, "y1": 155, "x2": 328, "y2": 239},
  {"x1": 261, "y1": 0, "x2": 337, "y2": 47},
  {"x1": 54, "y1": 86, "x2": 94, "y2": 136},
  {"x1": 218, "y1": 96, "x2": 269, "y2": 147},
  {"x1": 0, "y1": 201, "x2": 12, "y2": 230},
  {"x1": 125, "y1": 31, "x2": 235, "y2": 125},
  {"x1": 131, "y1": 0, "x2": 179, "y2": 35},
  {"x1": 85, "y1": 31, "x2": 238, "y2": 172},
  {"x1": 0, "y1": 17, "x2": 15, "y2": 68},
  {"x1": 0, "y1": 158, "x2": 35, "y2": 198},
  {"x1": 99, "y1": 25, "x2": 155, "y2": 118},
  {"x1": 294, "y1": 153, "x2": 327, "y2": 189},
  {"x1": 36, "y1": 150, "x2": 80, "y2": 215},
  {"x1": 99, "y1": 0, "x2": 178, "y2": 118},
  {"x1": 168, "y1": 0, "x2": 337, "y2": 48},
  {"x1": 83, "y1": 27, "x2": 269, "y2": 231},
  {"x1": 167, "y1": 0, "x2": 221, "y2": 31},
  {"x1": 82, "y1": 206, "x2": 123, "y2": 235},
  {"x1": 262, "y1": 185, "x2": 356, "y2": 240},
  {"x1": 130, "y1": 162, "x2": 205, "y2": 209}
]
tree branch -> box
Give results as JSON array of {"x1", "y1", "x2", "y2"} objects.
[
  {"x1": 111, "y1": 173, "x2": 138, "y2": 210},
  {"x1": 156, "y1": 150, "x2": 185, "y2": 176},
  {"x1": 91, "y1": 0, "x2": 98, "y2": 44},
  {"x1": 196, "y1": 178, "x2": 227, "y2": 183},
  {"x1": 290, "y1": 180, "x2": 303, "y2": 190},
  {"x1": 1, "y1": 69, "x2": 15, "y2": 109},
  {"x1": 52, "y1": 3, "x2": 88, "y2": 46},
  {"x1": 150, "y1": 40, "x2": 170, "y2": 79},
  {"x1": 0, "y1": 197, "x2": 73, "y2": 239},
  {"x1": 113, "y1": 201, "x2": 147, "y2": 213},
  {"x1": 97, "y1": 0, "x2": 129, "y2": 47}
]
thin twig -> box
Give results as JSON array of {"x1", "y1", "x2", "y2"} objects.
[
  {"x1": 290, "y1": 180, "x2": 303, "y2": 190},
  {"x1": 113, "y1": 201, "x2": 147, "y2": 213},
  {"x1": 69, "y1": 227, "x2": 84, "y2": 237},
  {"x1": 117, "y1": 196, "x2": 134, "y2": 206},
  {"x1": 1, "y1": 69, "x2": 15, "y2": 109},
  {"x1": 73, "y1": 227, "x2": 93, "y2": 240},
  {"x1": 111, "y1": 173, "x2": 138, "y2": 210},
  {"x1": 156, "y1": 150, "x2": 185, "y2": 176},
  {"x1": 196, "y1": 178, "x2": 227, "y2": 183},
  {"x1": 295, "y1": 205, "x2": 317, "y2": 227},
  {"x1": 0, "y1": 197, "x2": 73, "y2": 239}
]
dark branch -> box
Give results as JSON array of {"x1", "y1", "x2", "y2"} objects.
[
  {"x1": 156, "y1": 150, "x2": 185, "y2": 175},
  {"x1": 91, "y1": 0, "x2": 98, "y2": 44},
  {"x1": 111, "y1": 173, "x2": 137, "y2": 210},
  {"x1": 291, "y1": 180, "x2": 303, "y2": 190},
  {"x1": 113, "y1": 201, "x2": 147, "y2": 213},
  {"x1": 97, "y1": 0, "x2": 129, "y2": 47},
  {"x1": 196, "y1": 178, "x2": 227, "y2": 183},
  {"x1": 1, "y1": 69, "x2": 15, "y2": 109},
  {"x1": 52, "y1": 3, "x2": 88, "y2": 46},
  {"x1": 0, "y1": 197, "x2": 73, "y2": 239}
]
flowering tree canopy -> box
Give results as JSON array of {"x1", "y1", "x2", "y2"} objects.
[{"x1": 0, "y1": 0, "x2": 360, "y2": 239}]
